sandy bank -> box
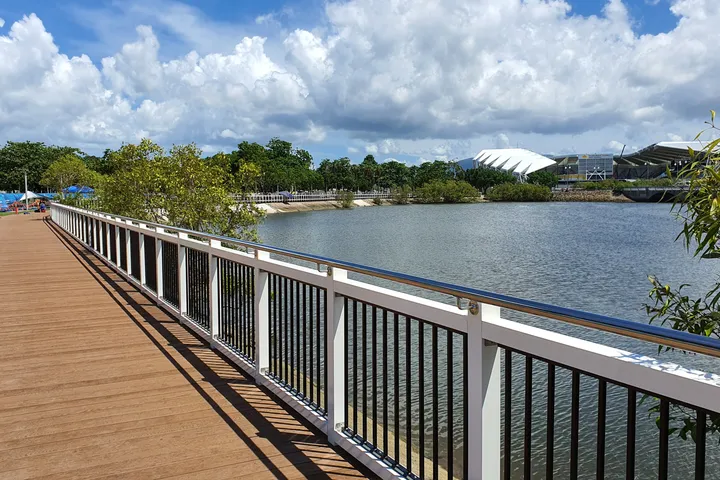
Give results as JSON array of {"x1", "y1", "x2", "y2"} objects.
[{"x1": 257, "y1": 199, "x2": 386, "y2": 214}]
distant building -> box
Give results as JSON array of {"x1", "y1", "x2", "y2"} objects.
[{"x1": 458, "y1": 141, "x2": 703, "y2": 182}]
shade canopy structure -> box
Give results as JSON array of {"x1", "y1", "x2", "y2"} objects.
[
  {"x1": 472, "y1": 148, "x2": 557, "y2": 177},
  {"x1": 616, "y1": 141, "x2": 706, "y2": 166}
]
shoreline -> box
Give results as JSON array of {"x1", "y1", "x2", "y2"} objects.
[{"x1": 257, "y1": 191, "x2": 632, "y2": 214}]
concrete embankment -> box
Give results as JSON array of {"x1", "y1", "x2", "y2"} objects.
[
  {"x1": 552, "y1": 190, "x2": 632, "y2": 202},
  {"x1": 257, "y1": 199, "x2": 385, "y2": 214}
]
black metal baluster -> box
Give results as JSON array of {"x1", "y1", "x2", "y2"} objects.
[
  {"x1": 275, "y1": 275, "x2": 285, "y2": 378},
  {"x1": 659, "y1": 399, "x2": 669, "y2": 480},
  {"x1": 626, "y1": 389, "x2": 636, "y2": 480},
  {"x1": 316, "y1": 288, "x2": 321, "y2": 411},
  {"x1": 419, "y1": 320, "x2": 425, "y2": 480},
  {"x1": 236, "y1": 264, "x2": 240, "y2": 350},
  {"x1": 242, "y1": 263, "x2": 247, "y2": 352},
  {"x1": 447, "y1": 329, "x2": 454, "y2": 480},
  {"x1": 597, "y1": 380, "x2": 607, "y2": 480},
  {"x1": 275, "y1": 274, "x2": 280, "y2": 376},
  {"x1": 296, "y1": 281, "x2": 301, "y2": 393},
  {"x1": 463, "y1": 332, "x2": 468, "y2": 480},
  {"x1": 406, "y1": 315, "x2": 412, "y2": 474},
  {"x1": 323, "y1": 290, "x2": 328, "y2": 413},
  {"x1": 310, "y1": 287, "x2": 315, "y2": 405},
  {"x1": 343, "y1": 296, "x2": 348, "y2": 427},
  {"x1": 362, "y1": 304, "x2": 367, "y2": 440},
  {"x1": 504, "y1": 349, "x2": 512, "y2": 480},
  {"x1": 394, "y1": 311, "x2": 400, "y2": 466},
  {"x1": 302, "y1": 283, "x2": 307, "y2": 398},
  {"x1": 383, "y1": 309, "x2": 388, "y2": 457},
  {"x1": 372, "y1": 306, "x2": 377, "y2": 448},
  {"x1": 432, "y1": 324, "x2": 438, "y2": 480},
  {"x1": 235, "y1": 263, "x2": 240, "y2": 350},
  {"x1": 696, "y1": 410, "x2": 706, "y2": 480},
  {"x1": 250, "y1": 265, "x2": 255, "y2": 360},
  {"x1": 353, "y1": 300, "x2": 358, "y2": 434},
  {"x1": 570, "y1": 371, "x2": 580, "y2": 480},
  {"x1": 285, "y1": 277, "x2": 290, "y2": 385},
  {"x1": 547, "y1": 364, "x2": 555, "y2": 480},
  {"x1": 229, "y1": 262, "x2": 234, "y2": 347},
  {"x1": 291, "y1": 279, "x2": 297, "y2": 390},
  {"x1": 245, "y1": 264, "x2": 250, "y2": 354},
  {"x1": 524, "y1": 356, "x2": 532, "y2": 480}
]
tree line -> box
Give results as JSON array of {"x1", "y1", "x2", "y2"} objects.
[{"x1": 0, "y1": 138, "x2": 557, "y2": 195}]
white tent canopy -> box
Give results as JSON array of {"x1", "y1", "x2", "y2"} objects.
[
  {"x1": 473, "y1": 148, "x2": 556, "y2": 176},
  {"x1": 19, "y1": 191, "x2": 39, "y2": 201}
]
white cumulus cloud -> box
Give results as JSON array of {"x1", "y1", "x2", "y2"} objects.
[{"x1": 0, "y1": 0, "x2": 719, "y2": 155}]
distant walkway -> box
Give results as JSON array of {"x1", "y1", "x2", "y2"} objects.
[{"x1": 0, "y1": 214, "x2": 371, "y2": 480}]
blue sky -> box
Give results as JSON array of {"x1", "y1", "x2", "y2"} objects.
[
  {"x1": 0, "y1": 0, "x2": 716, "y2": 162},
  {"x1": 0, "y1": 0, "x2": 680, "y2": 58}
]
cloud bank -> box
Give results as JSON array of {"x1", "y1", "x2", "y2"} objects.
[{"x1": 0, "y1": 0, "x2": 718, "y2": 158}]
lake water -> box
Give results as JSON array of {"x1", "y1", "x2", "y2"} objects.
[{"x1": 259, "y1": 202, "x2": 719, "y2": 479}]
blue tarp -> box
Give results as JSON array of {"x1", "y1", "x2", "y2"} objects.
[
  {"x1": 279, "y1": 191, "x2": 294, "y2": 199},
  {"x1": 64, "y1": 185, "x2": 94, "y2": 194}
]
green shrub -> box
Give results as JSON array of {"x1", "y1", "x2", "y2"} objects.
[
  {"x1": 486, "y1": 183, "x2": 552, "y2": 202},
  {"x1": 337, "y1": 190, "x2": 355, "y2": 208},
  {"x1": 391, "y1": 186, "x2": 412, "y2": 204},
  {"x1": 415, "y1": 180, "x2": 479, "y2": 203},
  {"x1": 372, "y1": 196, "x2": 383, "y2": 205},
  {"x1": 527, "y1": 170, "x2": 559, "y2": 189}
]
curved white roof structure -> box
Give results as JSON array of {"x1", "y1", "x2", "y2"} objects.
[{"x1": 473, "y1": 148, "x2": 556, "y2": 176}]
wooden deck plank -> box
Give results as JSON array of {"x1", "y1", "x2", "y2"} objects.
[{"x1": 0, "y1": 214, "x2": 372, "y2": 480}]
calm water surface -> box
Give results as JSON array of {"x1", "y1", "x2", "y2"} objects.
[{"x1": 259, "y1": 202, "x2": 719, "y2": 479}]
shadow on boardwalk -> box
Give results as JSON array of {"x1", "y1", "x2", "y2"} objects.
[{"x1": 2, "y1": 216, "x2": 371, "y2": 479}]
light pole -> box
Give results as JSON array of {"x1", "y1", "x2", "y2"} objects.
[{"x1": 24, "y1": 171, "x2": 29, "y2": 211}]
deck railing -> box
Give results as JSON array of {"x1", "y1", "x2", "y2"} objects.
[{"x1": 50, "y1": 203, "x2": 720, "y2": 480}]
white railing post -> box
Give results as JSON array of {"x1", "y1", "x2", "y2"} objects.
[
  {"x1": 254, "y1": 250, "x2": 270, "y2": 382},
  {"x1": 94, "y1": 218, "x2": 100, "y2": 252},
  {"x1": 156, "y1": 229, "x2": 164, "y2": 299},
  {"x1": 209, "y1": 240, "x2": 221, "y2": 345},
  {"x1": 467, "y1": 303, "x2": 501, "y2": 479},
  {"x1": 326, "y1": 266, "x2": 347, "y2": 445},
  {"x1": 105, "y1": 219, "x2": 111, "y2": 259},
  {"x1": 125, "y1": 220, "x2": 133, "y2": 276},
  {"x1": 115, "y1": 221, "x2": 121, "y2": 267},
  {"x1": 139, "y1": 225, "x2": 146, "y2": 285},
  {"x1": 178, "y1": 233, "x2": 188, "y2": 316}
]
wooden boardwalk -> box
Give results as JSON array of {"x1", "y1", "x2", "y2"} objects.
[{"x1": 0, "y1": 214, "x2": 371, "y2": 480}]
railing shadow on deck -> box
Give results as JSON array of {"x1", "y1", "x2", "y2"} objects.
[{"x1": 43, "y1": 217, "x2": 370, "y2": 480}]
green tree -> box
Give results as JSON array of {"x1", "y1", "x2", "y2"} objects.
[
  {"x1": 391, "y1": 185, "x2": 412, "y2": 204},
  {"x1": 465, "y1": 168, "x2": 517, "y2": 194},
  {"x1": 414, "y1": 160, "x2": 454, "y2": 187},
  {"x1": 84, "y1": 149, "x2": 118, "y2": 176},
  {"x1": 378, "y1": 160, "x2": 410, "y2": 188},
  {"x1": 644, "y1": 112, "x2": 720, "y2": 442},
  {"x1": 0, "y1": 141, "x2": 81, "y2": 192},
  {"x1": 40, "y1": 154, "x2": 100, "y2": 198},
  {"x1": 358, "y1": 154, "x2": 379, "y2": 191},
  {"x1": 98, "y1": 139, "x2": 264, "y2": 241},
  {"x1": 527, "y1": 170, "x2": 559, "y2": 189}
]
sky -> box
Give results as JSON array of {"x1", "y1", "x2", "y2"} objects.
[{"x1": 0, "y1": 0, "x2": 718, "y2": 164}]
